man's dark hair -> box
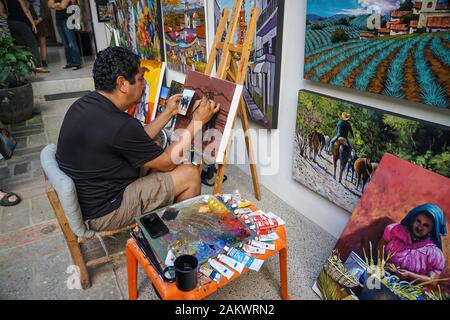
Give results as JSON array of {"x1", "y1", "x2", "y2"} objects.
[{"x1": 93, "y1": 47, "x2": 141, "y2": 92}]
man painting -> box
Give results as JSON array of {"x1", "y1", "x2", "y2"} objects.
[{"x1": 56, "y1": 47, "x2": 219, "y2": 232}]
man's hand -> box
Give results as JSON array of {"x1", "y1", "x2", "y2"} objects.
[
  {"x1": 192, "y1": 96, "x2": 220, "y2": 124},
  {"x1": 165, "y1": 93, "x2": 183, "y2": 117},
  {"x1": 31, "y1": 23, "x2": 37, "y2": 34}
]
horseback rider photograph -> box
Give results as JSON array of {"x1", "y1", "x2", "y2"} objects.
[{"x1": 329, "y1": 112, "x2": 354, "y2": 154}]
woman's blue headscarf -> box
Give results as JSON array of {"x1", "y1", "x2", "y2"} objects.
[{"x1": 401, "y1": 204, "x2": 447, "y2": 250}]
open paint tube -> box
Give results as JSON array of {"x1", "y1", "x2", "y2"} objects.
[
  {"x1": 239, "y1": 243, "x2": 266, "y2": 255},
  {"x1": 208, "y1": 258, "x2": 235, "y2": 280},
  {"x1": 250, "y1": 240, "x2": 275, "y2": 251},
  {"x1": 217, "y1": 254, "x2": 245, "y2": 274},
  {"x1": 200, "y1": 263, "x2": 222, "y2": 283},
  {"x1": 224, "y1": 246, "x2": 264, "y2": 272},
  {"x1": 258, "y1": 232, "x2": 280, "y2": 242}
]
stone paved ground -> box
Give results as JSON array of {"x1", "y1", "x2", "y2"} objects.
[{"x1": 0, "y1": 94, "x2": 337, "y2": 300}]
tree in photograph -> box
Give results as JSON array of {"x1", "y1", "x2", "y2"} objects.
[{"x1": 331, "y1": 29, "x2": 349, "y2": 43}]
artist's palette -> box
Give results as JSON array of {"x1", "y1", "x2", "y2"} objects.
[{"x1": 137, "y1": 195, "x2": 256, "y2": 268}]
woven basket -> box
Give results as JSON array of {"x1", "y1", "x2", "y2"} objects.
[{"x1": 324, "y1": 258, "x2": 360, "y2": 288}]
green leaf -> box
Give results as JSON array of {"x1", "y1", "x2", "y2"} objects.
[{"x1": 5, "y1": 53, "x2": 17, "y2": 62}]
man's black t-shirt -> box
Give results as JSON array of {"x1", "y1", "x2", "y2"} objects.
[{"x1": 56, "y1": 91, "x2": 164, "y2": 220}]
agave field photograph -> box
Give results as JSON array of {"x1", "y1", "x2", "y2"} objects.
[{"x1": 305, "y1": 0, "x2": 450, "y2": 108}]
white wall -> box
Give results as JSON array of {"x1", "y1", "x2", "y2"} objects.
[
  {"x1": 89, "y1": 0, "x2": 111, "y2": 52},
  {"x1": 166, "y1": 0, "x2": 450, "y2": 239}
]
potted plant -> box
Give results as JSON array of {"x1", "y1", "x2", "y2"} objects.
[{"x1": 0, "y1": 35, "x2": 36, "y2": 124}]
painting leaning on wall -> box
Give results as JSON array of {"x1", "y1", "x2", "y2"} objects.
[{"x1": 292, "y1": 90, "x2": 450, "y2": 213}]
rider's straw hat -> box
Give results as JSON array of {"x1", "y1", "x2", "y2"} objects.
[{"x1": 340, "y1": 112, "x2": 351, "y2": 121}]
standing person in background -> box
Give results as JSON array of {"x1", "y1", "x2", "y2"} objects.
[
  {"x1": 4, "y1": 0, "x2": 49, "y2": 72},
  {"x1": 0, "y1": 0, "x2": 11, "y2": 37},
  {"x1": 48, "y1": 0, "x2": 81, "y2": 70},
  {"x1": 30, "y1": 0, "x2": 51, "y2": 68}
]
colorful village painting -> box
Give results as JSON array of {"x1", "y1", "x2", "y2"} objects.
[
  {"x1": 108, "y1": 0, "x2": 165, "y2": 61},
  {"x1": 305, "y1": 0, "x2": 450, "y2": 108},
  {"x1": 214, "y1": 0, "x2": 284, "y2": 129},
  {"x1": 161, "y1": 0, "x2": 208, "y2": 74}
]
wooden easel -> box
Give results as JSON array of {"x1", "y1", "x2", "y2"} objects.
[{"x1": 202, "y1": 0, "x2": 261, "y2": 200}]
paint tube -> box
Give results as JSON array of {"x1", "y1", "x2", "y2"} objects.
[
  {"x1": 238, "y1": 201, "x2": 253, "y2": 208},
  {"x1": 258, "y1": 232, "x2": 280, "y2": 242},
  {"x1": 200, "y1": 263, "x2": 222, "y2": 283},
  {"x1": 239, "y1": 243, "x2": 266, "y2": 255},
  {"x1": 250, "y1": 240, "x2": 275, "y2": 251},
  {"x1": 208, "y1": 258, "x2": 235, "y2": 280},
  {"x1": 266, "y1": 212, "x2": 286, "y2": 226},
  {"x1": 236, "y1": 208, "x2": 254, "y2": 215},
  {"x1": 217, "y1": 254, "x2": 245, "y2": 274},
  {"x1": 225, "y1": 246, "x2": 264, "y2": 272}
]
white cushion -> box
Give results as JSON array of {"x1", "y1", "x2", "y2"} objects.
[{"x1": 40, "y1": 144, "x2": 95, "y2": 238}]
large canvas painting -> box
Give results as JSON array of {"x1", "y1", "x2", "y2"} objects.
[
  {"x1": 293, "y1": 90, "x2": 450, "y2": 212},
  {"x1": 135, "y1": 0, "x2": 165, "y2": 60},
  {"x1": 214, "y1": 0, "x2": 285, "y2": 129},
  {"x1": 128, "y1": 60, "x2": 166, "y2": 123},
  {"x1": 313, "y1": 154, "x2": 450, "y2": 300},
  {"x1": 173, "y1": 70, "x2": 243, "y2": 164},
  {"x1": 304, "y1": 0, "x2": 450, "y2": 108},
  {"x1": 161, "y1": 0, "x2": 208, "y2": 73},
  {"x1": 109, "y1": 0, "x2": 165, "y2": 61}
]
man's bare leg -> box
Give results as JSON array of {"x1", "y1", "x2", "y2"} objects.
[{"x1": 169, "y1": 164, "x2": 201, "y2": 202}]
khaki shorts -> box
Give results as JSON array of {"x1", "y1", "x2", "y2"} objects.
[{"x1": 85, "y1": 172, "x2": 175, "y2": 232}]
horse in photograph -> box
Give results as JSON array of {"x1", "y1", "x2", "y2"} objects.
[
  {"x1": 323, "y1": 135, "x2": 330, "y2": 155},
  {"x1": 345, "y1": 150, "x2": 358, "y2": 184},
  {"x1": 354, "y1": 158, "x2": 373, "y2": 193},
  {"x1": 308, "y1": 131, "x2": 326, "y2": 162},
  {"x1": 333, "y1": 138, "x2": 351, "y2": 183}
]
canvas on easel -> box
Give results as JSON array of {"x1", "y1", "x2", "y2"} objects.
[
  {"x1": 204, "y1": 0, "x2": 262, "y2": 199},
  {"x1": 173, "y1": 70, "x2": 243, "y2": 164}
]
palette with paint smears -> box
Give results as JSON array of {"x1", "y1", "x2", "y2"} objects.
[{"x1": 137, "y1": 195, "x2": 256, "y2": 268}]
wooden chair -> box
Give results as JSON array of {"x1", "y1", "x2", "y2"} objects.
[{"x1": 41, "y1": 145, "x2": 134, "y2": 289}]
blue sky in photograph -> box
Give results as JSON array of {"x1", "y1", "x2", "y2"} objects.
[
  {"x1": 306, "y1": 0, "x2": 447, "y2": 18},
  {"x1": 216, "y1": 0, "x2": 252, "y2": 20},
  {"x1": 163, "y1": 0, "x2": 205, "y2": 11}
]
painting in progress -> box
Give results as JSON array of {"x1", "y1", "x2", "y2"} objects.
[
  {"x1": 293, "y1": 90, "x2": 450, "y2": 213},
  {"x1": 173, "y1": 71, "x2": 243, "y2": 164},
  {"x1": 214, "y1": 0, "x2": 285, "y2": 129},
  {"x1": 161, "y1": 0, "x2": 208, "y2": 73},
  {"x1": 313, "y1": 154, "x2": 449, "y2": 300},
  {"x1": 305, "y1": 0, "x2": 450, "y2": 108}
]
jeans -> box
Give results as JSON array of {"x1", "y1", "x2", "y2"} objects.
[
  {"x1": 56, "y1": 19, "x2": 81, "y2": 66},
  {"x1": 7, "y1": 20, "x2": 42, "y2": 67}
]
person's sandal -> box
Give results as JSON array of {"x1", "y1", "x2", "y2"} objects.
[
  {"x1": 34, "y1": 67, "x2": 50, "y2": 73},
  {"x1": 0, "y1": 192, "x2": 22, "y2": 207}
]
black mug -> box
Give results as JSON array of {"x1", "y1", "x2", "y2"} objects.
[{"x1": 163, "y1": 255, "x2": 198, "y2": 292}]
